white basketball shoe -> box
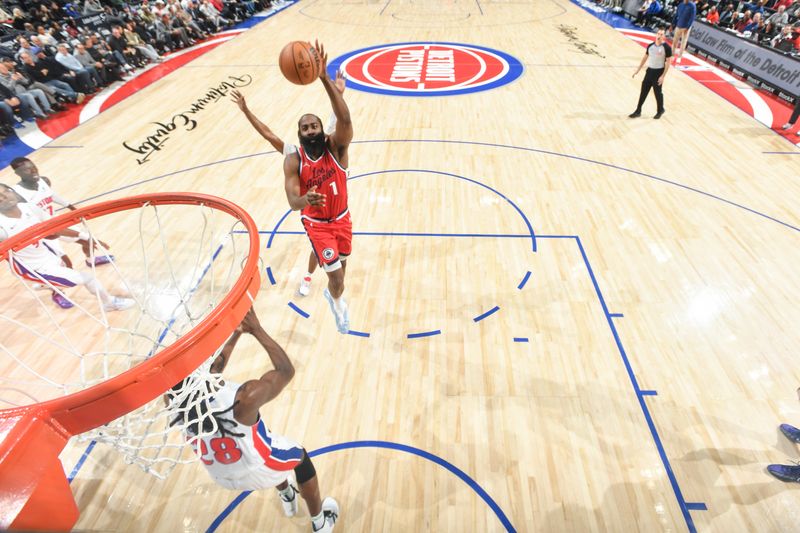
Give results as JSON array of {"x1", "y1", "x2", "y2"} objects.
[
  {"x1": 298, "y1": 275, "x2": 312, "y2": 296},
  {"x1": 104, "y1": 297, "x2": 136, "y2": 312},
  {"x1": 312, "y1": 497, "x2": 339, "y2": 532},
  {"x1": 322, "y1": 288, "x2": 348, "y2": 334}
]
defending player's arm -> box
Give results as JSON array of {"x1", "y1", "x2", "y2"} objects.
[
  {"x1": 314, "y1": 41, "x2": 352, "y2": 150},
  {"x1": 233, "y1": 307, "x2": 296, "y2": 425},
  {"x1": 231, "y1": 90, "x2": 286, "y2": 153},
  {"x1": 210, "y1": 328, "x2": 244, "y2": 374},
  {"x1": 284, "y1": 153, "x2": 325, "y2": 211}
]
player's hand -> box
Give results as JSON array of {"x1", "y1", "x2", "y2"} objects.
[
  {"x1": 314, "y1": 39, "x2": 329, "y2": 81},
  {"x1": 657, "y1": 75, "x2": 665, "y2": 85},
  {"x1": 239, "y1": 306, "x2": 261, "y2": 334},
  {"x1": 305, "y1": 185, "x2": 326, "y2": 207},
  {"x1": 231, "y1": 89, "x2": 248, "y2": 111},
  {"x1": 334, "y1": 69, "x2": 346, "y2": 94}
]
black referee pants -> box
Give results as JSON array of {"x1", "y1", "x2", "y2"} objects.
[{"x1": 635, "y1": 67, "x2": 665, "y2": 113}]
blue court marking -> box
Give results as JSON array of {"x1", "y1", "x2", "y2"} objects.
[
  {"x1": 288, "y1": 302, "x2": 309, "y2": 318},
  {"x1": 640, "y1": 390, "x2": 658, "y2": 396},
  {"x1": 573, "y1": 235, "x2": 701, "y2": 532},
  {"x1": 517, "y1": 271, "x2": 532, "y2": 290},
  {"x1": 347, "y1": 329, "x2": 370, "y2": 337},
  {"x1": 265, "y1": 168, "x2": 537, "y2": 252},
  {"x1": 207, "y1": 440, "x2": 516, "y2": 533},
  {"x1": 67, "y1": 440, "x2": 96, "y2": 483},
  {"x1": 609, "y1": 313, "x2": 624, "y2": 318},
  {"x1": 407, "y1": 329, "x2": 441, "y2": 339},
  {"x1": 686, "y1": 502, "x2": 708, "y2": 511},
  {"x1": 265, "y1": 266, "x2": 276, "y2": 285},
  {"x1": 513, "y1": 337, "x2": 529, "y2": 343},
  {"x1": 62, "y1": 140, "x2": 800, "y2": 236},
  {"x1": 473, "y1": 306, "x2": 500, "y2": 322}
]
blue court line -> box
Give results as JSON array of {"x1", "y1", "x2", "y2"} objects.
[
  {"x1": 574, "y1": 235, "x2": 700, "y2": 532},
  {"x1": 407, "y1": 330, "x2": 441, "y2": 339},
  {"x1": 473, "y1": 306, "x2": 500, "y2": 322},
  {"x1": 287, "y1": 302, "x2": 309, "y2": 318},
  {"x1": 207, "y1": 440, "x2": 516, "y2": 533},
  {"x1": 686, "y1": 502, "x2": 708, "y2": 511},
  {"x1": 640, "y1": 390, "x2": 658, "y2": 396},
  {"x1": 265, "y1": 266, "x2": 276, "y2": 285},
  {"x1": 67, "y1": 440, "x2": 96, "y2": 483},
  {"x1": 347, "y1": 329, "x2": 370, "y2": 337},
  {"x1": 517, "y1": 271, "x2": 532, "y2": 290},
  {"x1": 513, "y1": 337, "x2": 529, "y2": 343},
  {"x1": 609, "y1": 313, "x2": 624, "y2": 318}
]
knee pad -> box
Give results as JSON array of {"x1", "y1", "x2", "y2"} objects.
[{"x1": 294, "y1": 449, "x2": 316, "y2": 484}]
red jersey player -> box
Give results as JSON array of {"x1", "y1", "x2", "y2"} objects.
[{"x1": 284, "y1": 41, "x2": 353, "y2": 334}]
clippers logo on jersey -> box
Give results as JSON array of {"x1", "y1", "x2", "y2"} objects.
[
  {"x1": 328, "y1": 42, "x2": 524, "y2": 97},
  {"x1": 322, "y1": 248, "x2": 335, "y2": 261}
]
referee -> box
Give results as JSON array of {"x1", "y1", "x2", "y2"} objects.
[{"x1": 629, "y1": 29, "x2": 671, "y2": 120}]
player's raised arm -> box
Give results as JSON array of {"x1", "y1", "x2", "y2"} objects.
[
  {"x1": 314, "y1": 41, "x2": 352, "y2": 150},
  {"x1": 233, "y1": 308, "x2": 296, "y2": 425},
  {"x1": 284, "y1": 153, "x2": 325, "y2": 211},
  {"x1": 232, "y1": 89, "x2": 286, "y2": 154}
]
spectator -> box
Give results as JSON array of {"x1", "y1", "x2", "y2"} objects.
[
  {"x1": 0, "y1": 82, "x2": 35, "y2": 125},
  {"x1": 36, "y1": 26, "x2": 58, "y2": 47},
  {"x1": 123, "y1": 22, "x2": 162, "y2": 62},
  {"x1": 734, "y1": 10, "x2": 753, "y2": 32},
  {"x1": 767, "y1": 5, "x2": 790, "y2": 25},
  {"x1": 199, "y1": 0, "x2": 231, "y2": 29},
  {"x1": 772, "y1": 23, "x2": 797, "y2": 49},
  {"x1": 84, "y1": 37, "x2": 126, "y2": 81},
  {"x1": 636, "y1": 0, "x2": 663, "y2": 26},
  {"x1": 12, "y1": 8, "x2": 29, "y2": 31},
  {"x1": 781, "y1": 98, "x2": 800, "y2": 130},
  {"x1": 706, "y1": 5, "x2": 720, "y2": 23},
  {"x1": 758, "y1": 20, "x2": 778, "y2": 43},
  {"x1": 743, "y1": 12, "x2": 763, "y2": 34},
  {"x1": 82, "y1": 0, "x2": 104, "y2": 15},
  {"x1": 55, "y1": 43, "x2": 101, "y2": 90},
  {"x1": 1, "y1": 57, "x2": 65, "y2": 112},
  {"x1": 719, "y1": 3, "x2": 736, "y2": 26},
  {"x1": 15, "y1": 38, "x2": 41, "y2": 64},
  {"x1": 19, "y1": 51, "x2": 85, "y2": 104},
  {"x1": 0, "y1": 62, "x2": 52, "y2": 119}
]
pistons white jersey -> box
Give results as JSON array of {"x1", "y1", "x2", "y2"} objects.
[
  {"x1": 13, "y1": 180, "x2": 61, "y2": 217},
  {"x1": 190, "y1": 381, "x2": 304, "y2": 490},
  {"x1": 0, "y1": 203, "x2": 61, "y2": 270}
]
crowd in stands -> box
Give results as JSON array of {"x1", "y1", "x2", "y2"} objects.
[
  {"x1": 597, "y1": 0, "x2": 800, "y2": 52},
  {"x1": 0, "y1": 0, "x2": 278, "y2": 141}
]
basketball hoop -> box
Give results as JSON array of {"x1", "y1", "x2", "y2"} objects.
[{"x1": 0, "y1": 193, "x2": 260, "y2": 531}]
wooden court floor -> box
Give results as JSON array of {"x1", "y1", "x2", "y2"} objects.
[{"x1": 2, "y1": 0, "x2": 800, "y2": 531}]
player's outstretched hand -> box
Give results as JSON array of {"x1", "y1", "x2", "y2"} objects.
[
  {"x1": 334, "y1": 69, "x2": 346, "y2": 94},
  {"x1": 305, "y1": 185, "x2": 326, "y2": 207},
  {"x1": 81, "y1": 238, "x2": 110, "y2": 257},
  {"x1": 239, "y1": 306, "x2": 261, "y2": 334},
  {"x1": 314, "y1": 40, "x2": 329, "y2": 81},
  {"x1": 231, "y1": 89, "x2": 248, "y2": 112}
]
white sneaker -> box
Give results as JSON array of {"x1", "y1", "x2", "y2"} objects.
[
  {"x1": 298, "y1": 276, "x2": 312, "y2": 296},
  {"x1": 312, "y1": 497, "x2": 339, "y2": 532},
  {"x1": 104, "y1": 296, "x2": 135, "y2": 312},
  {"x1": 279, "y1": 483, "x2": 298, "y2": 517},
  {"x1": 322, "y1": 289, "x2": 348, "y2": 334}
]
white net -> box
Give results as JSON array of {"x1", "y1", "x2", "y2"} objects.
[{"x1": 0, "y1": 198, "x2": 257, "y2": 478}]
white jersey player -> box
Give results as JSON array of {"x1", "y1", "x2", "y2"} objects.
[
  {"x1": 10, "y1": 157, "x2": 114, "y2": 267},
  {"x1": 0, "y1": 184, "x2": 133, "y2": 312},
  {"x1": 169, "y1": 307, "x2": 339, "y2": 532}
]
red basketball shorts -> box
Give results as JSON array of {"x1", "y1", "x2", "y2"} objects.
[{"x1": 301, "y1": 213, "x2": 352, "y2": 271}]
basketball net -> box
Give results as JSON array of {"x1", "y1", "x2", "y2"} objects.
[{"x1": 0, "y1": 198, "x2": 256, "y2": 479}]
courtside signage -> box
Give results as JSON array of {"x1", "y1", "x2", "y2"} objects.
[{"x1": 328, "y1": 42, "x2": 524, "y2": 97}]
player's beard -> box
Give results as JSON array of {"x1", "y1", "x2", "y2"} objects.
[{"x1": 300, "y1": 132, "x2": 326, "y2": 158}]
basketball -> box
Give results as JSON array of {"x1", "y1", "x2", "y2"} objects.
[{"x1": 279, "y1": 41, "x2": 321, "y2": 85}]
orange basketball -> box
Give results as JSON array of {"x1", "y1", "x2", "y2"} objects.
[{"x1": 279, "y1": 41, "x2": 321, "y2": 85}]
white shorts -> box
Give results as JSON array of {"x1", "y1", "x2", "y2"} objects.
[
  {"x1": 11, "y1": 255, "x2": 87, "y2": 288},
  {"x1": 208, "y1": 433, "x2": 304, "y2": 491}
]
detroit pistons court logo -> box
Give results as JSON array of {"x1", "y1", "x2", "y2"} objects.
[{"x1": 328, "y1": 42, "x2": 524, "y2": 97}]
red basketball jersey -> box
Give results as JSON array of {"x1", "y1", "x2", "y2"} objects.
[{"x1": 298, "y1": 145, "x2": 348, "y2": 221}]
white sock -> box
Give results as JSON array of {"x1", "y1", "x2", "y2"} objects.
[
  {"x1": 311, "y1": 510, "x2": 325, "y2": 530},
  {"x1": 84, "y1": 276, "x2": 113, "y2": 305},
  {"x1": 278, "y1": 484, "x2": 294, "y2": 500},
  {"x1": 332, "y1": 295, "x2": 346, "y2": 314}
]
